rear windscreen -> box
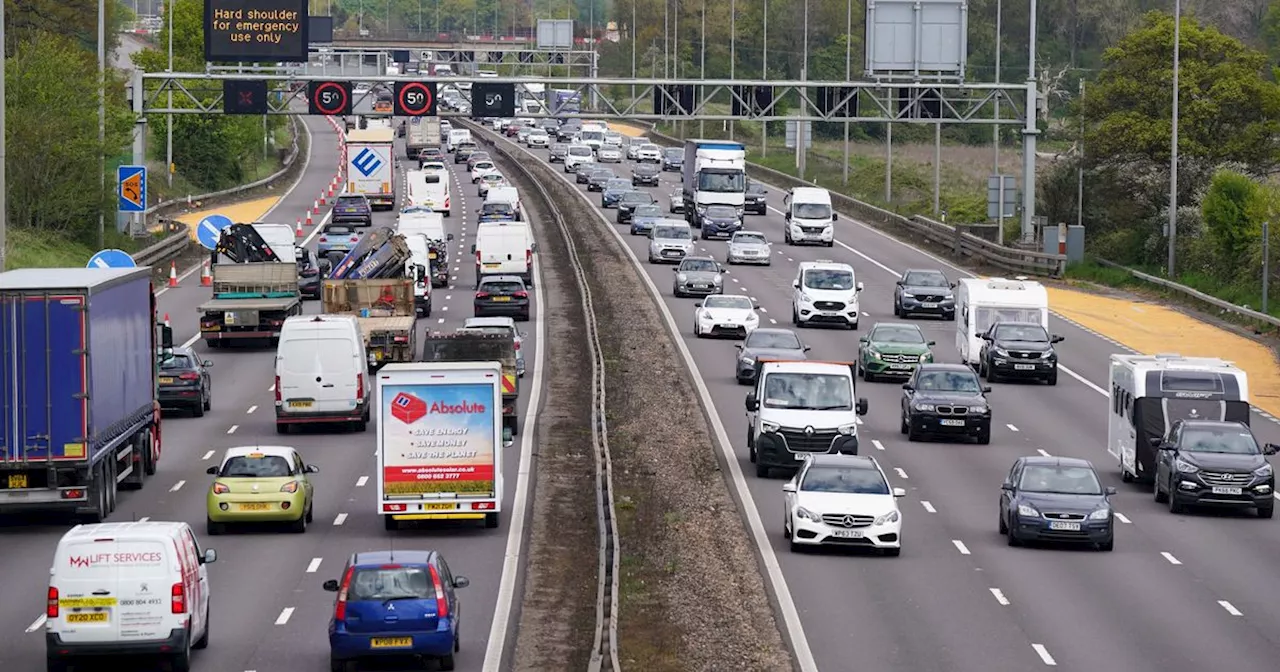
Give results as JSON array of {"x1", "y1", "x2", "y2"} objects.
[
  {"x1": 1161, "y1": 372, "x2": 1224, "y2": 393},
  {"x1": 349, "y1": 566, "x2": 432, "y2": 601},
  {"x1": 58, "y1": 541, "x2": 168, "y2": 579}
]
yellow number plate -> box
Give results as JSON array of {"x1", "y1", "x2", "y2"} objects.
[
  {"x1": 370, "y1": 637, "x2": 413, "y2": 648},
  {"x1": 7, "y1": 474, "x2": 27, "y2": 489},
  {"x1": 288, "y1": 400, "x2": 313, "y2": 409},
  {"x1": 159, "y1": 376, "x2": 175, "y2": 384},
  {"x1": 60, "y1": 597, "x2": 116, "y2": 608},
  {"x1": 482, "y1": 263, "x2": 501, "y2": 269},
  {"x1": 428, "y1": 252, "x2": 438, "y2": 260},
  {"x1": 373, "y1": 351, "x2": 385, "y2": 361},
  {"x1": 423, "y1": 503, "x2": 455, "y2": 511},
  {"x1": 491, "y1": 296, "x2": 512, "y2": 302},
  {"x1": 237, "y1": 503, "x2": 270, "y2": 511},
  {"x1": 66, "y1": 613, "x2": 109, "y2": 623}
]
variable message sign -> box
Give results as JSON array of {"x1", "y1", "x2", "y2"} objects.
[{"x1": 205, "y1": 0, "x2": 308, "y2": 63}]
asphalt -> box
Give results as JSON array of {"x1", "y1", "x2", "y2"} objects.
[
  {"x1": 480, "y1": 127, "x2": 1280, "y2": 672},
  {"x1": 0, "y1": 113, "x2": 544, "y2": 672}
]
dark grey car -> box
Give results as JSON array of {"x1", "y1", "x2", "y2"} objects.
[
  {"x1": 734, "y1": 328, "x2": 809, "y2": 384},
  {"x1": 587, "y1": 169, "x2": 617, "y2": 192},
  {"x1": 632, "y1": 163, "x2": 661, "y2": 187},
  {"x1": 616, "y1": 191, "x2": 657, "y2": 224},
  {"x1": 672, "y1": 256, "x2": 725, "y2": 298},
  {"x1": 548, "y1": 142, "x2": 569, "y2": 163},
  {"x1": 699, "y1": 204, "x2": 744, "y2": 240},
  {"x1": 661, "y1": 148, "x2": 684, "y2": 172},
  {"x1": 893, "y1": 268, "x2": 956, "y2": 320},
  {"x1": 601, "y1": 179, "x2": 633, "y2": 208}
]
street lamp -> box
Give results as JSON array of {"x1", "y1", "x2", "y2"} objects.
[{"x1": 1168, "y1": 0, "x2": 1181, "y2": 277}]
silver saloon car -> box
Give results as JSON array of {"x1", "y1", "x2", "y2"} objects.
[{"x1": 726, "y1": 231, "x2": 772, "y2": 265}]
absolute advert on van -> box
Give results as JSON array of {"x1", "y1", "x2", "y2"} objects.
[
  {"x1": 382, "y1": 383, "x2": 496, "y2": 495},
  {"x1": 69, "y1": 552, "x2": 163, "y2": 567}
]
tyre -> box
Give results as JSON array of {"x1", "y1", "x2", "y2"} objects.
[
  {"x1": 290, "y1": 511, "x2": 307, "y2": 533},
  {"x1": 1098, "y1": 538, "x2": 1115, "y2": 552},
  {"x1": 354, "y1": 419, "x2": 368, "y2": 432},
  {"x1": 193, "y1": 608, "x2": 210, "y2": 649},
  {"x1": 976, "y1": 428, "x2": 991, "y2": 445},
  {"x1": 907, "y1": 424, "x2": 921, "y2": 442},
  {"x1": 276, "y1": 423, "x2": 289, "y2": 435},
  {"x1": 755, "y1": 463, "x2": 769, "y2": 478},
  {"x1": 893, "y1": 301, "x2": 900, "y2": 317},
  {"x1": 46, "y1": 658, "x2": 68, "y2": 672},
  {"x1": 998, "y1": 512, "x2": 1008, "y2": 534},
  {"x1": 439, "y1": 653, "x2": 457, "y2": 671},
  {"x1": 169, "y1": 639, "x2": 192, "y2": 672},
  {"x1": 192, "y1": 400, "x2": 204, "y2": 418},
  {"x1": 206, "y1": 518, "x2": 224, "y2": 536},
  {"x1": 203, "y1": 391, "x2": 212, "y2": 412},
  {"x1": 1047, "y1": 369, "x2": 1058, "y2": 386},
  {"x1": 143, "y1": 429, "x2": 157, "y2": 476},
  {"x1": 1006, "y1": 528, "x2": 1021, "y2": 547},
  {"x1": 1168, "y1": 486, "x2": 1185, "y2": 514},
  {"x1": 1153, "y1": 477, "x2": 1168, "y2": 503},
  {"x1": 485, "y1": 512, "x2": 499, "y2": 529},
  {"x1": 900, "y1": 413, "x2": 908, "y2": 435}
]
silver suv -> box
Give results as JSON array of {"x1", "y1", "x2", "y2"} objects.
[{"x1": 647, "y1": 221, "x2": 695, "y2": 264}]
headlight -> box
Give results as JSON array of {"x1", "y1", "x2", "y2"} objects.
[
  {"x1": 212, "y1": 482, "x2": 229, "y2": 495},
  {"x1": 923, "y1": 352, "x2": 934, "y2": 362},
  {"x1": 746, "y1": 313, "x2": 759, "y2": 322},
  {"x1": 865, "y1": 347, "x2": 881, "y2": 359},
  {"x1": 280, "y1": 481, "x2": 300, "y2": 493},
  {"x1": 1174, "y1": 457, "x2": 1199, "y2": 474},
  {"x1": 1017, "y1": 503, "x2": 1039, "y2": 517},
  {"x1": 902, "y1": 291, "x2": 915, "y2": 298},
  {"x1": 696, "y1": 205, "x2": 707, "y2": 214},
  {"x1": 699, "y1": 312, "x2": 713, "y2": 322},
  {"x1": 713, "y1": 275, "x2": 723, "y2": 284},
  {"x1": 836, "y1": 423, "x2": 857, "y2": 435},
  {"x1": 799, "y1": 293, "x2": 813, "y2": 304},
  {"x1": 677, "y1": 273, "x2": 688, "y2": 282},
  {"x1": 740, "y1": 356, "x2": 755, "y2": 365},
  {"x1": 913, "y1": 403, "x2": 935, "y2": 412},
  {"x1": 1088, "y1": 507, "x2": 1110, "y2": 521},
  {"x1": 1254, "y1": 463, "x2": 1273, "y2": 477},
  {"x1": 994, "y1": 348, "x2": 1009, "y2": 357},
  {"x1": 760, "y1": 421, "x2": 780, "y2": 433},
  {"x1": 874, "y1": 510, "x2": 900, "y2": 525},
  {"x1": 795, "y1": 506, "x2": 821, "y2": 522}
]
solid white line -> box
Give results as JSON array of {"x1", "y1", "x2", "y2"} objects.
[
  {"x1": 333, "y1": 512, "x2": 347, "y2": 526},
  {"x1": 268, "y1": 383, "x2": 275, "y2": 392},
  {"x1": 201, "y1": 450, "x2": 215, "y2": 460},
  {"x1": 871, "y1": 439, "x2": 885, "y2": 451},
  {"x1": 894, "y1": 467, "x2": 909, "y2": 479},
  {"x1": 1161, "y1": 551, "x2": 1182, "y2": 565},
  {"x1": 1114, "y1": 512, "x2": 1131, "y2": 524},
  {"x1": 305, "y1": 558, "x2": 323, "y2": 573},
  {"x1": 989, "y1": 588, "x2": 1010, "y2": 606},
  {"x1": 1031, "y1": 643, "x2": 1057, "y2": 666},
  {"x1": 951, "y1": 539, "x2": 971, "y2": 555},
  {"x1": 25, "y1": 615, "x2": 46, "y2": 633},
  {"x1": 356, "y1": 476, "x2": 368, "y2": 487},
  {"x1": 274, "y1": 607, "x2": 294, "y2": 625},
  {"x1": 180, "y1": 333, "x2": 200, "y2": 349},
  {"x1": 246, "y1": 405, "x2": 258, "y2": 414},
  {"x1": 138, "y1": 516, "x2": 150, "y2": 522},
  {"x1": 1036, "y1": 448, "x2": 1052, "y2": 457},
  {"x1": 1006, "y1": 424, "x2": 1019, "y2": 432},
  {"x1": 1219, "y1": 600, "x2": 1242, "y2": 616},
  {"x1": 227, "y1": 425, "x2": 238, "y2": 434},
  {"x1": 169, "y1": 480, "x2": 185, "y2": 492},
  {"x1": 920, "y1": 500, "x2": 936, "y2": 513}
]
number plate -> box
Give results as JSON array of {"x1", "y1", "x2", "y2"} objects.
[
  {"x1": 920, "y1": 302, "x2": 938, "y2": 308},
  {"x1": 1014, "y1": 364, "x2": 1035, "y2": 370},
  {"x1": 483, "y1": 263, "x2": 501, "y2": 269},
  {"x1": 288, "y1": 400, "x2": 313, "y2": 409},
  {"x1": 371, "y1": 637, "x2": 413, "y2": 648},
  {"x1": 1048, "y1": 521, "x2": 1082, "y2": 531},
  {"x1": 939, "y1": 419, "x2": 965, "y2": 427},
  {"x1": 423, "y1": 503, "x2": 455, "y2": 511},
  {"x1": 66, "y1": 613, "x2": 109, "y2": 623},
  {"x1": 719, "y1": 324, "x2": 737, "y2": 330},
  {"x1": 794, "y1": 452, "x2": 807, "y2": 461},
  {"x1": 428, "y1": 252, "x2": 438, "y2": 260},
  {"x1": 159, "y1": 376, "x2": 175, "y2": 384},
  {"x1": 7, "y1": 474, "x2": 27, "y2": 489},
  {"x1": 238, "y1": 503, "x2": 270, "y2": 511},
  {"x1": 492, "y1": 296, "x2": 512, "y2": 302},
  {"x1": 889, "y1": 364, "x2": 914, "y2": 370},
  {"x1": 830, "y1": 529, "x2": 864, "y2": 539},
  {"x1": 1211, "y1": 486, "x2": 1243, "y2": 495}
]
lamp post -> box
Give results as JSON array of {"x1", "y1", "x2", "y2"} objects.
[{"x1": 1167, "y1": 0, "x2": 1181, "y2": 277}]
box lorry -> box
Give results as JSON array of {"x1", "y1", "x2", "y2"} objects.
[
  {"x1": 405, "y1": 118, "x2": 442, "y2": 159},
  {"x1": 198, "y1": 262, "x2": 302, "y2": 347},
  {"x1": 0, "y1": 268, "x2": 168, "y2": 521},
  {"x1": 346, "y1": 127, "x2": 396, "y2": 210},
  {"x1": 376, "y1": 362, "x2": 504, "y2": 531},
  {"x1": 421, "y1": 332, "x2": 521, "y2": 435},
  {"x1": 682, "y1": 139, "x2": 748, "y2": 224},
  {"x1": 323, "y1": 279, "x2": 418, "y2": 368}
]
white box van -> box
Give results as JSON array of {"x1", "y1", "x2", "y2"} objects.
[
  {"x1": 405, "y1": 169, "x2": 451, "y2": 216},
  {"x1": 275, "y1": 315, "x2": 371, "y2": 433},
  {"x1": 446, "y1": 128, "x2": 472, "y2": 152},
  {"x1": 46, "y1": 521, "x2": 216, "y2": 670},
  {"x1": 474, "y1": 221, "x2": 535, "y2": 287},
  {"x1": 783, "y1": 187, "x2": 837, "y2": 247},
  {"x1": 403, "y1": 233, "x2": 434, "y2": 316}
]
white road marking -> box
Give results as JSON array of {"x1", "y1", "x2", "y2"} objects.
[
  {"x1": 268, "y1": 383, "x2": 276, "y2": 392},
  {"x1": 1031, "y1": 643, "x2": 1057, "y2": 666},
  {"x1": 442, "y1": 306, "x2": 449, "y2": 311},
  {"x1": 180, "y1": 333, "x2": 200, "y2": 349},
  {"x1": 1115, "y1": 512, "x2": 1132, "y2": 524},
  {"x1": 758, "y1": 306, "x2": 767, "y2": 313},
  {"x1": 769, "y1": 318, "x2": 777, "y2": 324},
  {"x1": 333, "y1": 513, "x2": 348, "y2": 526},
  {"x1": 989, "y1": 588, "x2": 1010, "y2": 606},
  {"x1": 438, "y1": 318, "x2": 445, "y2": 324},
  {"x1": 201, "y1": 450, "x2": 215, "y2": 460},
  {"x1": 25, "y1": 615, "x2": 46, "y2": 633},
  {"x1": 1006, "y1": 424, "x2": 1019, "y2": 432},
  {"x1": 920, "y1": 501, "x2": 936, "y2": 513},
  {"x1": 894, "y1": 467, "x2": 909, "y2": 479},
  {"x1": 1161, "y1": 551, "x2": 1182, "y2": 565},
  {"x1": 169, "y1": 480, "x2": 185, "y2": 492},
  {"x1": 1219, "y1": 600, "x2": 1242, "y2": 616},
  {"x1": 871, "y1": 439, "x2": 885, "y2": 451},
  {"x1": 951, "y1": 539, "x2": 971, "y2": 555},
  {"x1": 1036, "y1": 448, "x2": 1051, "y2": 457},
  {"x1": 227, "y1": 425, "x2": 238, "y2": 434},
  {"x1": 274, "y1": 607, "x2": 294, "y2": 625},
  {"x1": 246, "y1": 405, "x2": 258, "y2": 414},
  {"x1": 445, "y1": 294, "x2": 453, "y2": 300},
  {"x1": 306, "y1": 558, "x2": 323, "y2": 573},
  {"x1": 356, "y1": 476, "x2": 368, "y2": 487},
  {"x1": 139, "y1": 516, "x2": 150, "y2": 522}
]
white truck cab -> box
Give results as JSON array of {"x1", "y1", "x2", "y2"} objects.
[
  {"x1": 791, "y1": 260, "x2": 863, "y2": 329},
  {"x1": 745, "y1": 360, "x2": 869, "y2": 478},
  {"x1": 783, "y1": 187, "x2": 837, "y2": 246},
  {"x1": 954, "y1": 277, "x2": 1049, "y2": 365}
]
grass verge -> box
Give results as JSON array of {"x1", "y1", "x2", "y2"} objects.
[{"x1": 6, "y1": 227, "x2": 166, "y2": 270}]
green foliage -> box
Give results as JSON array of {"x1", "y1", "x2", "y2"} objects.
[
  {"x1": 6, "y1": 0, "x2": 130, "y2": 55},
  {"x1": 1201, "y1": 170, "x2": 1259, "y2": 264}
]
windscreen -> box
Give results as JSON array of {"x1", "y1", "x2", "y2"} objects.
[
  {"x1": 915, "y1": 370, "x2": 981, "y2": 393},
  {"x1": 697, "y1": 171, "x2": 746, "y2": 193},
  {"x1": 871, "y1": 325, "x2": 925, "y2": 343},
  {"x1": 569, "y1": 146, "x2": 593, "y2": 156},
  {"x1": 481, "y1": 203, "x2": 515, "y2": 218},
  {"x1": 704, "y1": 296, "x2": 752, "y2": 310},
  {"x1": 793, "y1": 202, "x2": 832, "y2": 219},
  {"x1": 655, "y1": 226, "x2": 691, "y2": 240},
  {"x1": 1181, "y1": 426, "x2": 1260, "y2": 455},
  {"x1": 745, "y1": 330, "x2": 801, "y2": 350},
  {"x1": 220, "y1": 454, "x2": 292, "y2": 477},
  {"x1": 762, "y1": 373, "x2": 852, "y2": 410},
  {"x1": 422, "y1": 337, "x2": 514, "y2": 363},
  {"x1": 633, "y1": 205, "x2": 662, "y2": 217},
  {"x1": 993, "y1": 324, "x2": 1048, "y2": 342},
  {"x1": 803, "y1": 269, "x2": 854, "y2": 291},
  {"x1": 1018, "y1": 465, "x2": 1102, "y2": 495},
  {"x1": 801, "y1": 466, "x2": 889, "y2": 494},
  {"x1": 904, "y1": 271, "x2": 948, "y2": 287},
  {"x1": 160, "y1": 354, "x2": 193, "y2": 370},
  {"x1": 705, "y1": 206, "x2": 738, "y2": 218},
  {"x1": 680, "y1": 259, "x2": 717, "y2": 272},
  {"x1": 622, "y1": 192, "x2": 655, "y2": 204}
]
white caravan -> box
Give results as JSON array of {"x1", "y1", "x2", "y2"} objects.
[
  {"x1": 405, "y1": 169, "x2": 451, "y2": 216},
  {"x1": 954, "y1": 277, "x2": 1049, "y2": 365}
]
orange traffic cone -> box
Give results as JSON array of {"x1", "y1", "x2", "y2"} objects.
[
  {"x1": 319, "y1": 189, "x2": 327, "y2": 206},
  {"x1": 312, "y1": 199, "x2": 320, "y2": 214},
  {"x1": 163, "y1": 313, "x2": 171, "y2": 327},
  {"x1": 295, "y1": 219, "x2": 304, "y2": 237},
  {"x1": 305, "y1": 211, "x2": 313, "y2": 226},
  {"x1": 200, "y1": 260, "x2": 212, "y2": 287},
  {"x1": 167, "y1": 262, "x2": 179, "y2": 288}
]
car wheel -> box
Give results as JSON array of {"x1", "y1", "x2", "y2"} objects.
[
  {"x1": 1168, "y1": 482, "x2": 1185, "y2": 514},
  {"x1": 206, "y1": 518, "x2": 223, "y2": 536},
  {"x1": 191, "y1": 400, "x2": 204, "y2": 418},
  {"x1": 203, "y1": 390, "x2": 212, "y2": 412},
  {"x1": 756, "y1": 463, "x2": 769, "y2": 478},
  {"x1": 290, "y1": 511, "x2": 307, "y2": 533},
  {"x1": 1007, "y1": 528, "x2": 1021, "y2": 547},
  {"x1": 998, "y1": 510, "x2": 1008, "y2": 534},
  {"x1": 1153, "y1": 476, "x2": 1168, "y2": 502},
  {"x1": 439, "y1": 651, "x2": 457, "y2": 671},
  {"x1": 893, "y1": 300, "x2": 900, "y2": 317},
  {"x1": 978, "y1": 358, "x2": 987, "y2": 379},
  {"x1": 900, "y1": 413, "x2": 908, "y2": 435},
  {"x1": 193, "y1": 605, "x2": 210, "y2": 649},
  {"x1": 783, "y1": 517, "x2": 791, "y2": 540},
  {"x1": 907, "y1": 422, "x2": 921, "y2": 442},
  {"x1": 1047, "y1": 369, "x2": 1058, "y2": 386}
]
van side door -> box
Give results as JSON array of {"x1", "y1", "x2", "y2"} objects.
[{"x1": 185, "y1": 528, "x2": 209, "y2": 635}]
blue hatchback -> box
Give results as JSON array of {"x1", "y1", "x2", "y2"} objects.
[{"x1": 324, "y1": 550, "x2": 470, "y2": 672}]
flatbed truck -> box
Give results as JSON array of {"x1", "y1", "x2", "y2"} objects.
[
  {"x1": 323, "y1": 279, "x2": 418, "y2": 368},
  {"x1": 198, "y1": 262, "x2": 302, "y2": 347}
]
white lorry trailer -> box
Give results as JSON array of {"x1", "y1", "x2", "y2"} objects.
[
  {"x1": 681, "y1": 139, "x2": 747, "y2": 225},
  {"x1": 346, "y1": 127, "x2": 396, "y2": 210},
  {"x1": 376, "y1": 361, "x2": 504, "y2": 531}
]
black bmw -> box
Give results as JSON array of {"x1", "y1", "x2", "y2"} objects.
[{"x1": 900, "y1": 364, "x2": 992, "y2": 444}]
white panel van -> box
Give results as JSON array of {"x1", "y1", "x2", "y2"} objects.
[
  {"x1": 46, "y1": 521, "x2": 216, "y2": 671},
  {"x1": 397, "y1": 208, "x2": 449, "y2": 242},
  {"x1": 275, "y1": 315, "x2": 371, "y2": 433},
  {"x1": 474, "y1": 221, "x2": 535, "y2": 287},
  {"x1": 783, "y1": 187, "x2": 837, "y2": 247}
]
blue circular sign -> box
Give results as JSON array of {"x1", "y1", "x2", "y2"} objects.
[
  {"x1": 196, "y1": 214, "x2": 234, "y2": 250},
  {"x1": 87, "y1": 249, "x2": 137, "y2": 269}
]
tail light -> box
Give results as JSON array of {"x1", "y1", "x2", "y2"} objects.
[
  {"x1": 47, "y1": 587, "x2": 58, "y2": 618},
  {"x1": 350, "y1": 236, "x2": 359, "y2": 242},
  {"x1": 514, "y1": 340, "x2": 521, "y2": 351},
  {"x1": 319, "y1": 236, "x2": 327, "y2": 243},
  {"x1": 513, "y1": 291, "x2": 528, "y2": 299},
  {"x1": 171, "y1": 582, "x2": 186, "y2": 614},
  {"x1": 428, "y1": 565, "x2": 449, "y2": 618},
  {"x1": 333, "y1": 566, "x2": 355, "y2": 620},
  {"x1": 475, "y1": 251, "x2": 481, "y2": 265},
  {"x1": 274, "y1": 376, "x2": 282, "y2": 404},
  {"x1": 475, "y1": 291, "x2": 489, "y2": 298},
  {"x1": 212, "y1": 482, "x2": 229, "y2": 494},
  {"x1": 526, "y1": 250, "x2": 533, "y2": 267},
  {"x1": 393, "y1": 335, "x2": 409, "y2": 343},
  {"x1": 178, "y1": 372, "x2": 200, "y2": 381},
  {"x1": 356, "y1": 373, "x2": 365, "y2": 400}
]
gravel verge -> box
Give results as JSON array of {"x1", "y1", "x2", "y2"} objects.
[{"x1": 487, "y1": 134, "x2": 793, "y2": 671}]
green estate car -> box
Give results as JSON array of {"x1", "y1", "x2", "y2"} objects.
[
  {"x1": 205, "y1": 445, "x2": 318, "y2": 535},
  {"x1": 858, "y1": 322, "x2": 935, "y2": 382}
]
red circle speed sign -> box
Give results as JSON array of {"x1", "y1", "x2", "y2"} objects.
[
  {"x1": 397, "y1": 82, "x2": 436, "y2": 116},
  {"x1": 311, "y1": 81, "x2": 349, "y2": 116}
]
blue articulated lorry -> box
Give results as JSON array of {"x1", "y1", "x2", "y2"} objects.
[{"x1": 0, "y1": 268, "x2": 170, "y2": 522}]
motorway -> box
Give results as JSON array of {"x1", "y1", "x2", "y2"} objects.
[
  {"x1": 0, "y1": 115, "x2": 544, "y2": 672},
  {"x1": 482, "y1": 127, "x2": 1280, "y2": 672}
]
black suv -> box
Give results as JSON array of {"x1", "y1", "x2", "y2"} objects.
[
  {"x1": 1153, "y1": 419, "x2": 1277, "y2": 518},
  {"x1": 978, "y1": 321, "x2": 1062, "y2": 385},
  {"x1": 900, "y1": 363, "x2": 992, "y2": 444},
  {"x1": 744, "y1": 180, "x2": 768, "y2": 214}
]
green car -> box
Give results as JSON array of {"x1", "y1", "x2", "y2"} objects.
[
  {"x1": 205, "y1": 446, "x2": 318, "y2": 535},
  {"x1": 857, "y1": 322, "x2": 935, "y2": 382}
]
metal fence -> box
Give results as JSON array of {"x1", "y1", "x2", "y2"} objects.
[{"x1": 1092, "y1": 258, "x2": 1280, "y2": 330}]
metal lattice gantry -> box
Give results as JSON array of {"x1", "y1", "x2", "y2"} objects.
[{"x1": 134, "y1": 71, "x2": 1033, "y2": 124}]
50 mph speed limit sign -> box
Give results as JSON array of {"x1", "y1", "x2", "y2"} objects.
[
  {"x1": 394, "y1": 82, "x2": 438, "y2": 116},
  {"x1": 307, "y1": 81, "x2": 352, "y2": 115}
]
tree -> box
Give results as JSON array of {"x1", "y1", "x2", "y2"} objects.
[
  {"x1": 6, "y1": 0, "x2": 131, "y2": 55},
  {"x1": 1081, "y1": 12, "x2": 1280, "y2": 177},
  {"x1": 1201, "y1": 169, "x2": 1260, "y2": 265}
]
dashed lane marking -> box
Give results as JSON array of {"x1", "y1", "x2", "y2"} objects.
[
  {"x1": 1219, "y1": 600, "x2": 1243, "y2": 616},
  {"x1": 25, "y1": 615, "x2": 46, "y2": 633},
  {"x1": 1115, "y1": 512, "x2": 1132, "y2": 524},
  {"x1": 246, "y1": 405, "x2": 258, "y2": 414},
  {"x1": 306, "y1": 558, "x2": 323, "y2": 573},
  {"x1": 1031, "y1": 644, "x2": 1057, "y2": 666},
  {"x1": 989, "y1": 588, "x2": 1010, "y2": 606},
  {"x1": 1006, "y1": 424, "x2": 1019, "y2": 432},
  {"x1": 356, "y1": 476, "x2": 368, "y2": 487},
  {"x1": 920, "y1": 501, "x2": 936, "y2": 513},
  {"x1": 951, "y1": 539, "x2": 971, "y2": 555},
  {"x1": 894, "y1": 467, "x2": 909, "y2": 480},
  {"x1": 871, "y1": 440, "x2": 885, "y2": 451},
  {"x1": 1161, "y1": 551, "x2": 1182, "y2": 565},
  {"x1": 227, "y1": 425, "x2": 239, "y2": 435},
  {"x1": 169, "y1": 480, "x2": 185, "y2": 492},
  {"x1": 1036, "y1": 448, "x2": 1051, "y2": 457},
  {"x1": 333, "y1": 513, "x2": 348, "y2": 526},
  {"x1": 274, "y1": 608, "x2": 294, "y2": 625},
  {"x1": 201, "y1": 450, "x2": 215, "y2": 460}
]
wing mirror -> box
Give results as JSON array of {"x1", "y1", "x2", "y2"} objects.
[
  {"x1": 201, "y1": 549, "x2": 217, "y2": 564},
  {"x1": 1000, "y1": 483, "x2": 1014, "y2": 491},
  {"x1": 926, "y1": 341, "x2": 936, "y2": 347},
  {"x1": 721, "y1": 269, "x2": 728, "y2": 274},
  {"x1": 981, "y1": 334, "x2": 993, "y2": 341},
  {"x1": 981, "y1": 386, "x2": 992, "y2": 394},
  {"x1": 856, "y1": 282, "x2": 864, "y2": 292},
  {"x1": 202, "y1": 360, "x2": 214, "y2": 367},
  {"x1": 322, "y1": 579, "x2": 340, "y2": 592},
  {"x1": 832, "y1": 212, "x2": 839, "y2": 221},
  {"x1": 1264, "y1": 443, "x2": 1279, "y2": 455},
  {"x1": 1104, "y1": 486, "x2": 1118, "y2": 496},
  {"x1": 858, "y1": 336, "x2": 868, "y2": 343},
  {"x1": 470, "y1": 244, "x2": 477, "y2": 254},
  {"x1": 672, "y1": 267, "x2": 678, "y2": 273},
  {"x1": 205, "y1": 466, "x2": 218, "y2": 475},
  {"x1": 1148, "y1": 437, "x2": 1163, "y2": 447},
  {"x1": 447, "y1": 233, "x2": 455, "y2": 241},
  {"x1": 453, "y1": 576, "x2": 471, "y2": 588},
  {"x1": 902, "y1": 383, "x2": 913, "y2": 391},
  {"x1": 895, "y1": 280, "x2": 904, "y2": 286},
  {"x1": 305, "y1": 465, "x2": 320, "y2": 474},
  {"x1": 745, "y1": 393, "x2": 759, "y2": 412},
  {"x1": 1158, "y1": 442, "x2": 1176, "y2": 451},
  {"x1": 1051, "y1": 335, "x2": 1064, "y2": 343},
  {"x1": 803, "y1": 346, "x2": 811, "y2": 352},
  {"x1": 782, "y1": 482, "x2": 797, "y2": 493},
  {"x1": 792, "y1": 280, "x2": 799, "y2": 288},
  {"x1": 949, "y1": 282, "x2": 957, "y2": 289},
  {"x1": 735, "y1": 344, "x2": 744, "y2": 350},
  {"x1": 856, "y1": 398, "x2": 869, "y2": 416},
  {"x1": 892, "y1": 487, "x2": 906, "y2": 498}
]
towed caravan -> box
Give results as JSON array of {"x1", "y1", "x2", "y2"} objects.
[
  {"x1": 954, "y1": 277, "x2": 1048, "y2": 365},
  {"x1": 1107, "y1": 354, "x2": 1251, "y2": 483}
]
